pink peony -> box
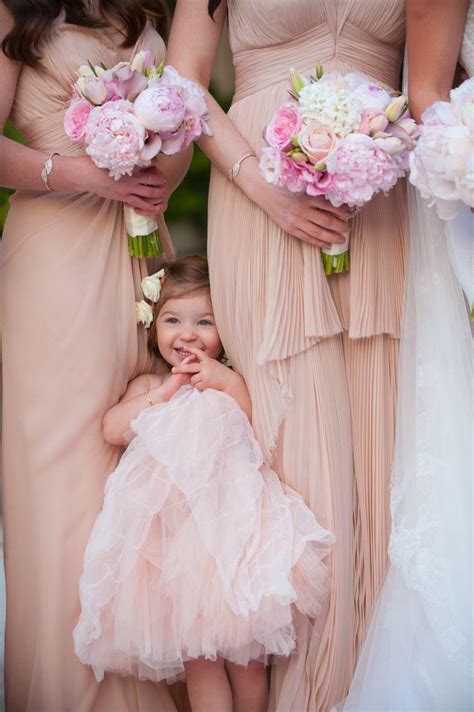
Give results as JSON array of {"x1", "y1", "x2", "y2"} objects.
[
  {"x1": 134, "y1": 85, "x2": 186, "y2": 133},
  {"x1": 325, "y1": 134, "x2": 404, "y2": 207},
  {"x1": 85, "y1": 100, "x2": 147, "y2": 179},
  {"x1": 410, "y1": 80, "x2": 474, "y2": 218},
  {"x1": 264, "y1": 102, "x2": 302, "y2": 150},
  {"x1": 297, "y1": 122, "x2": 337, "y2": 164},
  {"x1": 64, "y1": 99, "x2": 92, "y2": 142}
]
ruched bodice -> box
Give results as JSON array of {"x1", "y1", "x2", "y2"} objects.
[
  {"x1": 1, "y1": 20, "x2": 179, "y2": 712},
  {"x1": 229, "y1": 0, "x2": 405, "y2": 101},
  {"x1": 208, "y1": 3, "x2": 407, "y2": 709},
  {"x1": 11, "y1": 22, "x2": 165, "y2": 154}
]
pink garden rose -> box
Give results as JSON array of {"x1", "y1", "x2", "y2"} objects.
[
  {"x1": 85, "y1": 100, "x2": 147, "y2": 179},
  {"x1": 298, "y1": 122, "x2": 337, "y2": 164},
  {"x1": 134, "y1": 85, "x2": 186, "y2": 133},
  {"x1": 64, "y1": 99, "x2": 92, "y2": 142},
  {"x1": 264, "y1": 102, "x2": 302, "y2": 150}
]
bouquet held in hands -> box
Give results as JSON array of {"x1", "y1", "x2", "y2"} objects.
[
  {"x1": 64, "y1": 51, "x2": 212, "y2": 258},
  {"x1": 260, "y1": 64, "x2": 418, "y2": 274}
]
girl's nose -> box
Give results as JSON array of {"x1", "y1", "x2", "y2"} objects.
[{"x1": 181, "y1": 326, "x2": 196, "y2": 341}]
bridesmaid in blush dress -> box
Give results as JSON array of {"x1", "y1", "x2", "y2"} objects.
[
  {"x1": 0, "y1": 1, "x2": 191, "y2": 710},
  {"x1": 167, "y1": 1, "x2": 407, "y2": 709}
]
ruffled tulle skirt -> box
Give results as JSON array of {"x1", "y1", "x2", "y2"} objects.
[{"x1": 73, "y1": 386, "x2": 335, "y2": 683}]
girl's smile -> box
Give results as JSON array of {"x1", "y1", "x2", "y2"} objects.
[{"x1": 156, "y1": 293, "x2": 222, "y2": 368}]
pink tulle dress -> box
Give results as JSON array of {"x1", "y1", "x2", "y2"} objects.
[{"x1": 73, "y1": 386, "x2": 335, "y2": 684}]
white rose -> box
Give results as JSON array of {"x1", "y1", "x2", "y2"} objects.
[
  {"x1": 141, "y1": 269, "x2": 165, "y2": 302},
  {"x1": 259, "y1": 146, "x2": 282, "y2": 186},
  {"x1": 136, "y1": 300, "x2": 154, "y2": 328}
]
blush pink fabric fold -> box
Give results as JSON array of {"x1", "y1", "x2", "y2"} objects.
[
  {"x1": 1, "y1": 21, "x2": 179, "y2": 712},
  {"x1": 208, "y1": 1, "x2": 407, "y2": 709}
]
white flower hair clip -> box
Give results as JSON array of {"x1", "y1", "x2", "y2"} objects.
[
  {"x1": 136, "y1": 268, "x2": 165, "y2": 329},
  {"x1": 136, "y1": 300, "x2": 154, "y2": 329}
]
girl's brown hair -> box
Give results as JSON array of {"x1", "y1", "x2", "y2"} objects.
[
  {"x1": 1, "y1": 0, "x2": 168, "y2": 68},
  {"x1": 148, "y1": 254, "x2": 211, "y2": 359}
]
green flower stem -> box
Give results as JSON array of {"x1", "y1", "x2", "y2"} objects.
[
  {"x1": 321, "y1": 249, "x2": 350, "y2": 275},
  {"x1": 127, "y1": 230, "x2": 163, "y2": 259}
]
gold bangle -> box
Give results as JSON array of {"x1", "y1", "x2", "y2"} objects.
[
  {"x1": 41, "y1": 152, "x2": 59, "y2": 192},
  {"x1": 145, "y1": 390, "x2": 153, "y2": 406},
  {"x1": 227, "y1": 152, "x2": 255, "y2": 182}
]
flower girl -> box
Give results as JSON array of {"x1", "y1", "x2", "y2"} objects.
[{"x1": 73, "y1": 255, "x2": 334, "y2": 711}]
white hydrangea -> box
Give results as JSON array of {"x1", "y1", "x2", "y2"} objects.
[{"x1": 298, "y1": 83, "x2": 363, "y2": 138}]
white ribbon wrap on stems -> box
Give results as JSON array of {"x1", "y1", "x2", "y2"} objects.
[
  {"x1": 321, "y1": 234, "x2": 349, "y2": 257},
  {"x1": 124, "y1": 206, "x2": 158, "y2": 237}
]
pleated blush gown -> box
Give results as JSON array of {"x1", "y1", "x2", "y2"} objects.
[
  {"x1": 207, "y1": 1, "x2": 407, "y2": 709},
  {"x1": 0, "y1": 19, "x2": 182, "y2": 712}
]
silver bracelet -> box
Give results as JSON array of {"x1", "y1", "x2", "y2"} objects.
[
  {"x1": 227, "y1": 152, "x2": 255, "y2": 182},
  {"x1": 41, "y1": 152, "x2": 59, "y2": 192}
]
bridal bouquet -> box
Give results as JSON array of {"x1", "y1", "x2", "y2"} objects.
[
  {"x1": 409, "y1": 77, "x2": 474, "y2": 220},
  {"x1": 64, "y1": 52, "x2": 212, "y2": 258},
  {"x1": 260, "y1": 65, "x2": 418, "y2": 274}
]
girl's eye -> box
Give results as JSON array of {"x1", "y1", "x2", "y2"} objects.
[
  {"x1": 165, "y1": 317, "x2": 179, "y2": 324},
  {"x1": 198, "y1": 319, "x2": 214, "y2": 326}
]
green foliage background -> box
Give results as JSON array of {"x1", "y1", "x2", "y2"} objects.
[{"x1": 0, "y1": 122, "x2": 23, "y2": 234}]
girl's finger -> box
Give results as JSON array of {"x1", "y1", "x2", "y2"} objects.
[
  {"x1": 171, "y1": 362, "x2": 201, "y2": 375},
  {"x1": 184, "y1": 346, "x2": 208, "y2": 362}
]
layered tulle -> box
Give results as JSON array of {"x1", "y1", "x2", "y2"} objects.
[{"x1": 73, "y1": 386, "x2": 335, "y2": 684}]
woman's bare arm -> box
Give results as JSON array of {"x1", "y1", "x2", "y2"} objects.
[
  {"x1": 407, "y1": 0, "x2": 469, "y2": 122},
  {"x1": 0, "y1": 3, "x2": 182, "y2": 213},
  {"x1": 166, "y1": 0, "x2": 352, "y2": 248}
]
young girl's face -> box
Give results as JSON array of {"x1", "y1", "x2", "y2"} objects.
[{"x1": 156, "y1": 291, "x2": 222, "y2": 367}]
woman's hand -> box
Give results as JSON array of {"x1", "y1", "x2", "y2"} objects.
[
  {"x1": 261, "y1": 183, "x2": 354, "y2": 248},
  {"x1": 56, "y1": 156, "x2": 170, "y2": 214}
]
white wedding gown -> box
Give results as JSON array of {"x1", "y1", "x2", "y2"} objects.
[{"x1": 343, "y1": 6, "x2": 473, "y2": 710}]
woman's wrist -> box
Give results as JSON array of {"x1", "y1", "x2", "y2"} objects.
[
  {"x1": 409, "y1": 87, "x2": 450, "y2": 123},
  {"x1": 232, "y1": 155, "x2": 271, "y2": 210},
  {"x1": 48, "y1": 155, "x2": 86, "y2": 193}
]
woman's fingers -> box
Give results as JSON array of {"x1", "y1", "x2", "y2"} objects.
[
  {"x1": 309, "y1": 196, "x2": 355, "y2": 220},
  {"x1": 306, "y1": 208, "x2": 350, "y2": 236},
  {"x1": 292, "y1": 229, "x2": 331, "y2": 248},
  {"x1": 137, "y1": 168, "x2": 168, "y2": 187},
  {"x1": 123, "y1": 196, "x2": 164, "y2": 213},
  {"x1": 298, "y1": 219, "x2": 348, "y2": 246},
  {"x1": 129, "y1": 185, "x2": 168, "y2": 201}
]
